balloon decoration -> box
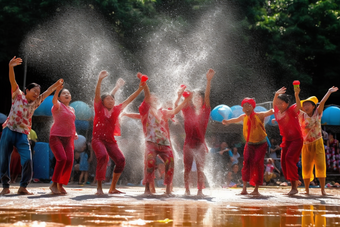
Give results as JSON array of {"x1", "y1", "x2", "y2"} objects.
[
  {"x1": 210, "y1": 105, "x2": 232, "y2": 122},
  {"x1": 0, "y1": 113, "x2": 7, "y2": 124},
  {"x1": 33, "y1": 95, "x2": 53, "y2": 116},
  {"x1": 254, "y1": 106, "x2": 270, "y2": 125},
  {"x1": 74, "y1": 135, "x2": 87, "y2": 152},
  {"x1": 230, "y1": 105, "x2": 244, "y2": 124},
  {"x1": 70, "y1": 101, "x2": 93, "y2": 120},
  {"x1": 322, "y1": 106, "x2": 340, "y2": 125},
  {"x1": 267, "y1": 114, "x2": 278, "y2": 126},
  {"x1": 75, "y1": 120, "x2": 90, "y2": 131}
]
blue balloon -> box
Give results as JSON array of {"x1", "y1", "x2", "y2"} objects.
[
  {"x1": 210, "y1": 105, "x2": 232, "y2": 122},
  {"x1": 75, "y1": 120, "x2": 89, "y2": 131},
  {"x1": 70, "y1": 101, "x2": 93, "y2": 120},
  {"x1": 322, "y1": 106, "x2": 340, "y2": 126},
  {"x1": 231, "y1": 105, "x2": 243, "y2": 118},
  {"x1": 254, "y1": 106, "x2": 270, "y2": 125},
  {"x1": 74, "y1": 135, "x2": 86, "y2": 152},
  {"x1": 34, "y1": 95, "x2": 53, "y2": 116},
  {"x1": 267, "y1": 114, "x2": 278, "y2": 126}
]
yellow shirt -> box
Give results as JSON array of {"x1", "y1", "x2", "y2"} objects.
[{"x1": 243, "y1": 114, "x2": 267, "y2": 143}]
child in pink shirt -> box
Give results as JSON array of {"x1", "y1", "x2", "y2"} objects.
[
  {"x1": 92, "y1": 71, "x2": 145, "y2": 195},
  {"x1": 49, "y1": 84, "x2": 78, "y2": 194}
]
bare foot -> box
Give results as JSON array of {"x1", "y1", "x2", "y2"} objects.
[
  {"x1": 0, "y1": 188, "x2": 10, "y2": 195},
  {"x1": 197, "y1": 191, "x2": 205, "y2": 198},
  {"x1": 50, "y1": 184, "x2": 61, "y2": 194},
  {"x1": 58, "y1": 185, "x2": 67, "y2": 194},
  {"x1": 301, "y1": 190, "x2": 309, "y2": 195},
  {"x1": 143, "y1": 190, "x2": 153, "y2": 196},
  {"x1": 108, "y1": 189, "x2": 125, "y2": 194},
  {"x1": 287, "y1": 189, "x2": 298, "y2": 196},
  {"x1": 163, "y1": 192, "x2": 175, "y2": 198},
  {"x1": 184, "y1": 190, "x2": 190, "y2": 196},
  {"x1": 95, "y1": 189, "x2": 105, "y2": 195},
  {"x1": 249, "y1": 191, "x2": 261, "y2": 196},
  {"x1": 17, "y1": 187, "x2": 33, "y2": 195},
  {"x1": 321, "y1": 189, "x2": 327, "y2": 196},
  {"x1": 240, "y1": 190, "x2": 248, "y2": 195}
]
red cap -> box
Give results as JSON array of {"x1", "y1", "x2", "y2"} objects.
[
  {"x1": 293, "y1": 80, "x2": 300, "y2": 85},
  {"x1": 141, "y1": 75, "x2": 148, "y2": 82},
  {"x1": 241, "y1": 98, "x2": 256, "y2": 108},
  {"x1": 183, "y1": 91, "x2": 190, "y2": 98}
]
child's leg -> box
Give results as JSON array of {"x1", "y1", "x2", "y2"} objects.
[
  {"x1": 143, "y1": 143, "x2": 158, "y2": 195},
  {"x1": 15, "y1": 132, "x2": 33, "y2": 195},
  {"x1": 79, "y1": 171, "x2": 84, "y2": 184},
  {"x1": 183, "y1": 145, "x2": 194, "y2": 195},
  {"x1": 106, "y1": 142, "x2": 126, "y2": 194},
  {"x1": 286, "y1": 139, "x2": 303, "y2": 195},
  {"x1": 84, "y1": 171, "x2": 89, "y2": 183},
  {"x1": 314, "y1": 138, "x2": 327, "y2": 195},
  {"x1": 195, "y1": 144, "x2": 207, "y2": 196},
  {"x1": 249, "y1": 143, "x2": 267, "y2": 195},
  {"x1": 49, "y1": 136, "x2": 67, "y2": 185},
  {"x1": 91, "y1": 139, "x2": 109, "y2": 194},
  {"x1": 0, "y1": 128, "x2": 16, "y2": 194},
  {"x1": 158, "y1": 146, "x2": 174, "y2": 195},
  {"x1": 301, "y1": 142, "x2": 314, "y2": 195},
  {"x1": 59, "y1": 137, "x2": 74, "y2": 185},
  {"x1": 241, "y1": 144, "x2": 251, "y2": 195}
]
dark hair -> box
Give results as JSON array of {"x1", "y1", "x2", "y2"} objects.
[
  {"x1": 25, "y1": 83, "x2": 41, "y2": 93},
  {"x1": 194, "y1": 89, "x2": 205, "y2": 99},
  {"x1": 58, "y1": 88, "x2": 70, "y2": 97},
  {"x1": 101, "y1": 93, "x2": 115, "y2": 102},
  {"x1": 277, "y1": 94, "x2": 292, "y2": 106}
]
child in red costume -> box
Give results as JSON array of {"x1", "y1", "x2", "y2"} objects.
[
  {"x1": 222, "y1": 98, "x2": 273, "y2": 195},
  {"x1": 92, "y1": 71, "x2": 145, "y2": 195},
  {"x1": 175, "y1": 69, "x2": 215, "y2": 196},
  {"x1": 273, "y1": 87, "x2": 303, "y2": 195}
]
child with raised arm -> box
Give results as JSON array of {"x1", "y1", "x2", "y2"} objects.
[
  {"x1": 0, "y1": 56, "x2": 63, "y2": 195},
  {"x1": 176, "y1": 69, "x2": 215, "y2": 197},
  {"x1": 273, "y1": 87, "x2": 303, "y2": 195},
  {"x1": 49, "y1": 84, "x2": 78, "y2": 194},
  {"x1": 139, "y1": 75, "x2": 192, "y2": 196},
  {"x1": 222, "y1": 98, "x2": 273, "y2": 196},
  {"x1": 296, "y1": 86, "x2": 338, "y2": 195},
  {"x1": 92, "y1": 71, "x2": 144, "y2": 195}
]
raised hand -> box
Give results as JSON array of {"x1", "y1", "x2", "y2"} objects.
[
  {"x1": 294, "y1": 86, "x2": 300, "y2": 95},
  {"x1": 177, "y1": 87, "x2": 185, "y2": 97},
  {"x1": 98, "y1": 70, "x2": 108, "y2": 80},
  {"x1": 9, "y1": 56, "x2": 23, "y2": 67},
  {"x1": 116, "y1": 78, "x2": 126, "y2": 88},
  {"x1": 206, "y1": 68, "x2": 215, "y2": 81},
  {"x1": 136, "y1": 72, "x2": 143, "y2": 79},
  {"x1": 329, "y1": 86, "x2": 338, "y2": 93},
  {"x1": 56, "y1": 83, "x2": 64, "y2": 92},
  {"x1": 275, "y1": 87, "x2": 286, "y2": 95}
]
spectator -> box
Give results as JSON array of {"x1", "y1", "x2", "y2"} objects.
[
  {"x1": 229, "y1": 147, "x2": 240, "y2": 165},
  {"x1": 264, "y1": 158, "x2": 280, "y2": 185},
  {"x1": 224, "y1": 164, "x2": 242, "y2": 188},
  {"x1": 326, "y1": 132, "x2": 339, "y2": 172}
]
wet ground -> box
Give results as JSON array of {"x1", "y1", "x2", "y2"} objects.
[{"x1": 1, "y1": 184, "x2": 340, "y2": 226}]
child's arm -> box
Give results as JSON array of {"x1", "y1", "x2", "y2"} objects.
[
  {"x1": 204, "y1": 69, "x2": 215, "y2": 108},
  {"x1": 317, "y1": 86, "x2": 338, "y2": 115},
  {"x1": 41, "y1": 79, "x2": 64, "y2": 100},
  {"x1": 52, "y1": 83, "x2": 64, "y2": 111},
  {"x1": 8, "y1": 56, "x2": 22, "y2": 92},
  {"x1": 120, "y1": 79, "x2": 146, "y2": 110},
  {"x1": 94, "y1": 70, "x2": 109, "y2": 104},
  {"x1": 143, "y1": 77, "x2": 151, "y2": 104},
  {"x1": 222, "y1": 115, "x2": 244, "y2": 125},
  {"x1": 174, "y1": 87, "x2": 185, "y2": 108},
  {"x1": 110, "y1": 78, "x2": 125, "y2": 96},
  {"x1": 294, "y1": 86, "x2": 302, "y2": 112},
  {"x1": 121, "y1": 112, "x2": 142, "y2": 119},
  {"x1": 273, "y1": 87, "x2": 286, "y2": 107},
  {"x1": 258, "y1": 109, "x2": 274, "y2": 121},
  {"x1": 166, "y1": 92, "x2": 193, "y2": 117}
]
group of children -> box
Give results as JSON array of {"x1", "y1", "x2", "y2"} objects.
[
  {"x1": 222, "y1": 85, "x2": 338, "y2": 196},
  {"x1": 0, "y1": 56, "x2": 215, "y2": 197},
  {"x1": 0, "y1": 56, "x2": 338, "y2": 198}
]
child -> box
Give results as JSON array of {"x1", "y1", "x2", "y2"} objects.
[
  {"x1": 296, "y1": 86, "x2": 338, "y2": 195},
  {"x1": 139, "y1": 77, "x2": 192, "y2": 196},
  {"x1": 264, "y1": 158, "x2": 280, "y2": 184},
  {"x1": 0, "y1": 56, "x2": 63, "y2": 195},
  {"x1": 49, "y1": 85, "x2": 78, "y2": 194},
  {"x1": 273, "y1": 87, "x2": 303, "y2": 195},
  {"x1": 224, "y1": 164, "x2": 242, "y2": 188},
  {"x1": 92, "y1": 71, "x2": 145, "y2": 195},
  {"x1": 229, "y1": 147, "x2": 241, "y2": 165},
  {"x1": 78, "y1": 144, "x2": 91, "y2": 185},
  {"x1": 222, "y1": 98, "x2": 273, "y2": 195},
  {"x1": 176, "y1": 69, "x2": 215, "y2": 197}
]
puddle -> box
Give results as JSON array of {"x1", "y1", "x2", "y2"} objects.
[{"x1": 0, "y1": 204, "x2": 340, "y2": 226}]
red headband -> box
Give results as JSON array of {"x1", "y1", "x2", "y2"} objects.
[{"x1": 241, "y1": 98, "x2": 256, "y2": 108}]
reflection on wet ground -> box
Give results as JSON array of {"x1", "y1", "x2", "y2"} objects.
[
  {"x1": 0, "y1": 186, "x2": 340, "y2": 226},
  {"x1": 1, "y1": 204, "x2": 340, "y2": 226}
]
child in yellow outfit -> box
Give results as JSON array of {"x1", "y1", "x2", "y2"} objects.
[{"x1": 296, "y1": 86, "x2": 338, "y2": 195}]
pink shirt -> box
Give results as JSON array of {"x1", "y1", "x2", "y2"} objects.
[
  {"x1": 298, "y1": 109, "x2": 322, "y2": 144},
  {"x1": 274, "y1": 105, "x2": 302, "y2": 142},
  {"x1": 182, "y1": 104, "x2": 210, "y2": 148},
  {"x1": 139, "y1": 101, "x2": 170, "y2": 146},
  {"x1": 50, "y1": 102, "x2": 76, "y2": 137},
  {"x1": 92, "y1": 101, "x2": 122, "y2": 143},
  {"x1": 2, "y1": 86, "x2": 43, "y2": 134}
]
